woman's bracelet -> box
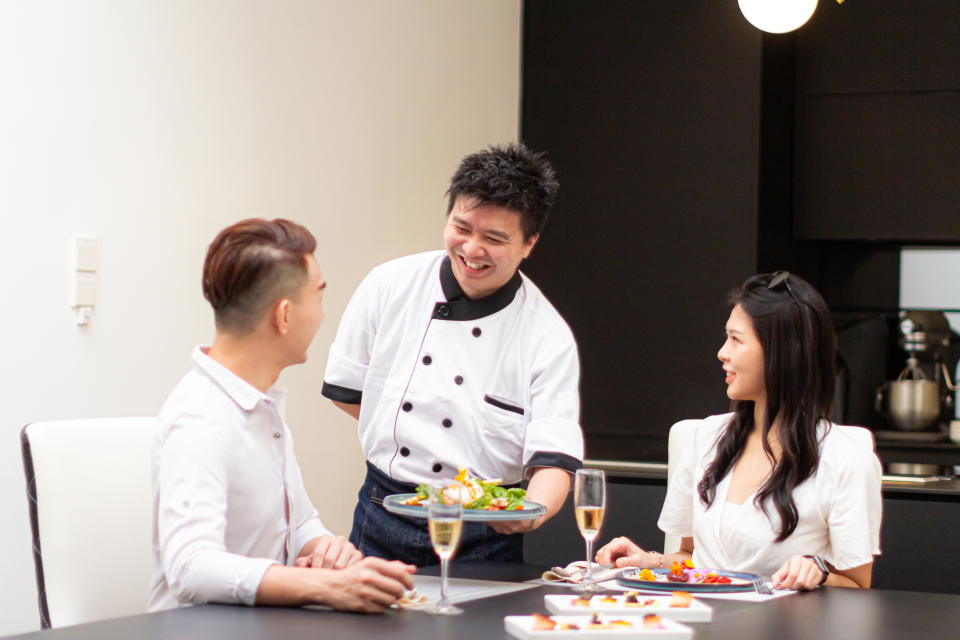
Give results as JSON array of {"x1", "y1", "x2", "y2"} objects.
[{"x1": 649, "y1": 551, "x2": 663, "y2": 569}]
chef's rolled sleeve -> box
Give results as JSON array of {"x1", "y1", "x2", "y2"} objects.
[
  {"x1": 322, "y1": 266, "x2": 387, "y2": 401},
  {"x1": 522, "y1": 332, "x2": 584, "y2": 478},
  {"x1": 320, "y1": 379, "x2": 362, "y2": 404}
]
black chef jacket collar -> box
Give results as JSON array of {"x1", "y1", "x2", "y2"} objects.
[{"x1": 434, "y1": 255, "x2": 522, "y2": 321}]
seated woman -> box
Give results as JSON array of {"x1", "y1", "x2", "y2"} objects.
[{"x1": 596, "y1": 272, "x2": 882, "y2": 590}]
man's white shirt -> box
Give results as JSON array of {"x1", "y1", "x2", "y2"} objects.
[{"x1": 148, "y1": 346, "x2": 330, "y2": 611}]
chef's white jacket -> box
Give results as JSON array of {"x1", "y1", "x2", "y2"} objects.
[
  {"x1": 322, "y1": 251, "x2": 584, "y2": 484},
  {"x1": 658, "y1": 413, "x2": 883, "y2": 578},
  {"x1": 148, "y1": 347, "x2": 331, "y2": 611}
]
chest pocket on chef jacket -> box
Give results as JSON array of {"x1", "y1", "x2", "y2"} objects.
[{"x1": 480, "y1": 394, "x2": 526, "y2": 441}]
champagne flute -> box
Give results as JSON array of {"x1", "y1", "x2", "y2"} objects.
[
  {"x1": 427, "y1": 483, "x2": 464, "y2": 615},
  {"x1": 574, "y1": 468, "x2": 606, "y2": 593}
]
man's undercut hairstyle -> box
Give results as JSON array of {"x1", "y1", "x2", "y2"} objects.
[
  {"x1": 202, "y1": 218, "x2": 317, "y2": 334},
  {"x1": 446, "y1": 143, "x2": 559, "y2": 240}
]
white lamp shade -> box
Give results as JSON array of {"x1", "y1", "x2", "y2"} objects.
[{"x1": 738, "y1": 0, "x2": 819, "y2": 34}]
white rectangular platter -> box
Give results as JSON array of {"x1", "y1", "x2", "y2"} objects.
[
  {"x1": 504, "y1": 615, "x2": 693, "y2": 640},
  {"x1": 544, "y1": 594, "x2": 712, "y2": 622}
]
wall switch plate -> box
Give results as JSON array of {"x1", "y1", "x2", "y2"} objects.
[
  {"x1": 70, "y1": 271, "x2": 97, "y2": 307},
  {"x1": 72, "y1": 234, "x2": 98, "y2": 272}
]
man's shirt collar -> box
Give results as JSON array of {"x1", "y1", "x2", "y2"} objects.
[{"x1": 191, "y1": 346, "x2": 287, "y2": 413}]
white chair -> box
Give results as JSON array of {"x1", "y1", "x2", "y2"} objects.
[
  {"x1": 664, "y1": 419, "x2": 702, "y2": 554},
  {"x1": 663, "y1": 418, "x2": 875, "y2": 554},
  {"x1": 21, "y1": 418, "x2": 156, "y2": 628}
]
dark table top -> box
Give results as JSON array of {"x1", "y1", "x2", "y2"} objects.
[{"x1": 6, "y1": 563, "x2": 959, "y2": 640}]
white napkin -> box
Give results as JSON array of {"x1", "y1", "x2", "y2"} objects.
[{"x1": 541, "y1": 561, "x2": 632, "y2": 584}]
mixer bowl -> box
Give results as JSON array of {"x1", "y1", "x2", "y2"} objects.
[{"x1": 879, "y1": 379, "x2": 943, "y2": 431}]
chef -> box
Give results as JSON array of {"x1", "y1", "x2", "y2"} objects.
[{"x1": 321, "y1": 143, "x2": 584, "y2": 565}]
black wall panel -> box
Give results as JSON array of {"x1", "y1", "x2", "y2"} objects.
[
  {"x1": 521, "y1": 1, "x2": 764, "y2": 460},
  {"x1": 795, "y1": 92, "x2": 960, "y2": 241}
]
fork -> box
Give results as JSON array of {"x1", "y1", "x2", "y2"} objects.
[{"x1": 753, "y1": 576, "x2": 773, "y2": 595}]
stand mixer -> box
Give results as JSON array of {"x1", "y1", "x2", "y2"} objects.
[{"x1": 875, "y1": 311, "x2": 957, "y2": 434}]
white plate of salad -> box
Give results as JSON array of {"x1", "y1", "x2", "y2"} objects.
[{"x1": 382, "y1": 467, "x2": 545, "y2": 521}]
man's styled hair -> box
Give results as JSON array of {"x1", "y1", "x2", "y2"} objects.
[
  {"x1": 446, "y1": 143, "x2": 559, "y2": 240},
  {"x1": 202, "y1": 218, "x2": 317, "y2": 334}
]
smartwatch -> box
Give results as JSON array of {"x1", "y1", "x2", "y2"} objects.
[{"x1": 803, "y1": 555, "x2": 829, "y2": 586}]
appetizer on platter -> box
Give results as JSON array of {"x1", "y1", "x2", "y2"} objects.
[
  {"x1": 544, "y1": 591, "x2": 712, "y2": 622},
  {"x1": 505, "y1": 613, "x2": 693, "y2": 639}
]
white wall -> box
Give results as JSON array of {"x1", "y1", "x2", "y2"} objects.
[{"x1": 0, "y1": 1, "x2": 520, "y2": 634}]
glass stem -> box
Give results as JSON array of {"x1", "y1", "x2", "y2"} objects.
[
  {"x1": 585, "y1": 539, "x2": 594, "y2": 583},
  {"x1": 440, "y1": 557, "x2": 449, "y2": 607}
]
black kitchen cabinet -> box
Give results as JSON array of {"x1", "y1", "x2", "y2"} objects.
[
  {"x1": 795, "y1": 0, "x2": 960, "y2": 95},
  {"x1": 793, "y1": 0, "x2": 960, "y2": 241}
]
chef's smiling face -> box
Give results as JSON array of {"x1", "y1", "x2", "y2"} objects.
[
  {"x1": 443, "y1": 197, "x2": 538, "y2": 300},
  {"x1": 718, "y1": 304, "x2": 766, "y2": 405}
]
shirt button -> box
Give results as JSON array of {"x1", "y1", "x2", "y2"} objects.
[
  {"x1": 272, "y1": 432, "x2": 281, "y2": 439},
  {"x1": 472, "y1": 327, "x2": 482, "y2": 337},
  {"x1": 402, "y1": 402, "x2": 413, "y2": 412},
  {"x1": 454, "y1": 375, "x2": 464, "y2": 385},
  {"x1": 432, "y1": 463, "x2": 443, "y2": 473},
  {"x1": 400, "y1": 446, "x2": 410, "y2": 457},
  {"x1": 422, "y1": 355, "x2": 432, "y2": 365},
  {"x1": 442, "y1": 418, "x2": 453, "y2": 428},
  {"x1": 437, "y1": 304, "x2": 450, "y2": 317}
]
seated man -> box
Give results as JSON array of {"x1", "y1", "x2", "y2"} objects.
[{"x1": 148, "y1": 218, "x2": 414, "y2": 612}]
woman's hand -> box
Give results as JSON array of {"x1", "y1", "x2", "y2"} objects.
[
  {"x1": 595, "y1": 536, "x2": 658, "y2": 568},
  {"x1": 771, "y1": 555, "x2": 825, "y2": 590}
]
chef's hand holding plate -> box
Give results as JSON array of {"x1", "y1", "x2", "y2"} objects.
[
  {"x1": 487, "y1": 467, "x2": 568, "y2": 534},
  {"x1": 488, "y1": 515, "x2": 543, "y2": 534}
]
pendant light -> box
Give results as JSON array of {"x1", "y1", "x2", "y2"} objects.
[{"x1": 738, "y1": 0, "x2": 819, "y2": 34}]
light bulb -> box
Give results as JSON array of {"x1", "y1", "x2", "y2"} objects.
[{"x1": 738, "y1": 0, "x2": 819, "y2": 34}]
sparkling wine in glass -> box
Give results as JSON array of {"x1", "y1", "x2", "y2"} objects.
[
  {"x1": 574, "y1": 468, "x2": 606, "y2": 593},
  {"x1": 427, "y1": 485, "x2": 464, "y2": 615}
]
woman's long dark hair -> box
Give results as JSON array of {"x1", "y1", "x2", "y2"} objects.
[{"x1": 697, "y1": 272, "x2": 836, "y2": 542}]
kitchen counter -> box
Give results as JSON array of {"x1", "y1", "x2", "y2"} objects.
[
  {"x1": 875, "y1": 435, "x2": 960, "y2": 469},
  {"x1": 584, "y1": 459, "x2": 960, "y2": 498}
]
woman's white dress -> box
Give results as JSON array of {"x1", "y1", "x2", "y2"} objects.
[{"x1": 658, "y1": 413, "x2": 882, "y2": 577}]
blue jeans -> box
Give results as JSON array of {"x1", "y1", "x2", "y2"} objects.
[{"x1": 349, "y1": 462, "x2": 524, "y2": 566}]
